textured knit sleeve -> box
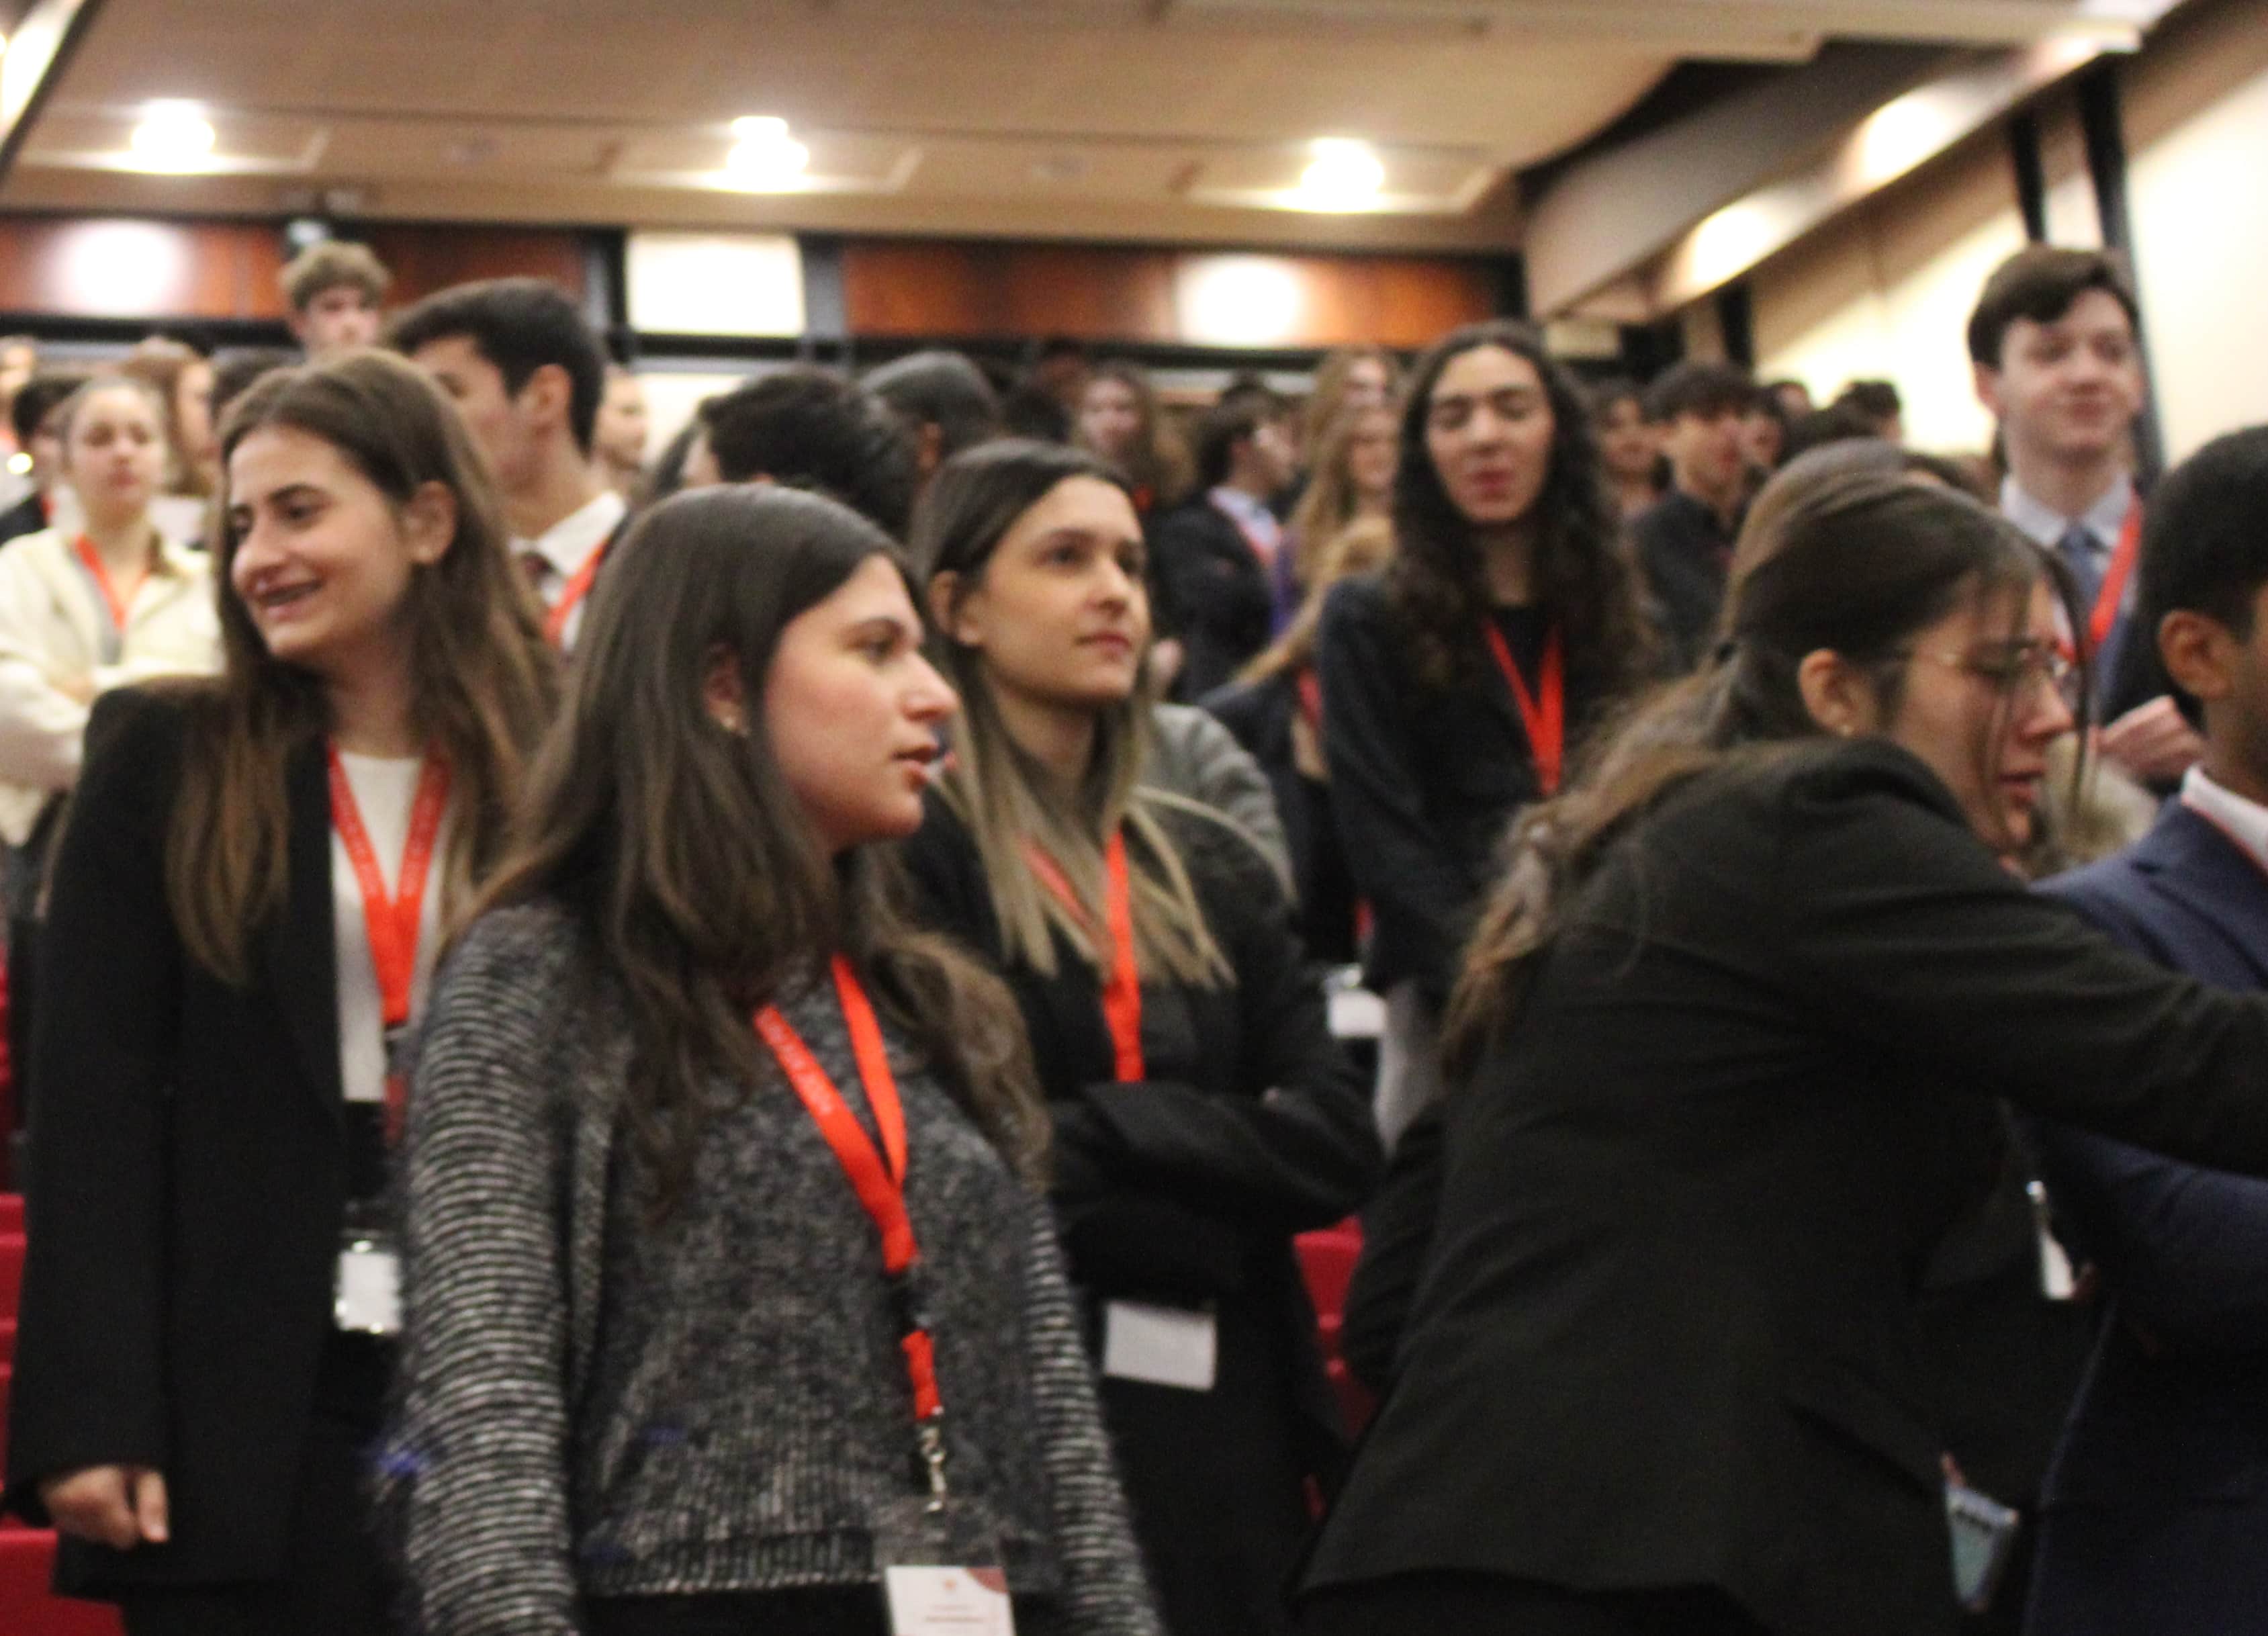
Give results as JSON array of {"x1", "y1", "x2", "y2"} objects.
[
  {"x1": 1017, "y1": 1193, "x2": 1162, "y2": 1636},
  {"x1": 379, "y1": 908, "x2": 583, "y2": 1636}
]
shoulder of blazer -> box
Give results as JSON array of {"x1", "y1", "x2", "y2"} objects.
[
  {"x1": 81, "y1": 682, "x2": 199, "y2": 803},
  {"x1": 1143, "y1": 790, "x2": 1286, "y2": 934},
  {"x1": 1769, "y1": 735, "x2": 1973, "y2": 831}
]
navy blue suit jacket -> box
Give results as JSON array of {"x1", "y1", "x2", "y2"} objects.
[{"x1": 2026, "y1": 801, "x2": 2268, "y2": 1636}]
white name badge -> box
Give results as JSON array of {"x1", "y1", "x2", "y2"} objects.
[
  {"x1": 1101, "y1": 1300, "x2": 1217, "y2": 1391},
  {"x1": 334, "y1": 1243, "x2": 402, "y2": 1336},
  {"x1": 883, "y1": 1565, "x2": 1017, "y2": 1636}
]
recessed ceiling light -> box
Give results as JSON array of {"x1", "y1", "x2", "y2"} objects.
[
  {"x1": 128, "y1": 101, "x2": 216, "y2": 172},
  {"x1": 1296, "y1": 138, "x2": 1385, "y2": 212},
  {"x1": 725, "y1": 115, "x2": 809, "y2": 190}
]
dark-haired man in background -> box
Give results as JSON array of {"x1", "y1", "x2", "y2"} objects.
[
  {"x1": 1148, "y1": 393, "x2": 1297, "y2": 699},
  {"x1": 390, "y1": 277, "x2": 622, "y2": 649},
  {"x1": 1629, "y1": 359, "x2": 1758, "y2": 670},
  {"x1": 863, "y1": 350, "x2": 1003, "y2": 486},
  {"x1": 1970, "y1": 244, "x2": 2199, "y2": 785},
  {"x1": 696, "y1": 367, "x2": 921, "y2": 541},
  {"x1": 2024, "y1": 424, "x2": 2268, "y2": 1636},
  {"x1": 0, "y1": 374, "x2": 89, "y2": 547}
]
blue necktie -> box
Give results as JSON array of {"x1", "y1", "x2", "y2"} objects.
[{"x1": 2056, "y1": 523, "x2": 2105, "y2": 616}]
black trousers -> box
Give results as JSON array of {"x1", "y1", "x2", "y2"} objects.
[
  {"x1": 116, "y1": 1335, "x2": 392, "y2": 1636},
  {"x1": 1294, "y1": 1572, "x2": 1774, "y2": 1636}
]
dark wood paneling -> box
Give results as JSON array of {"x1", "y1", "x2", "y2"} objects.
[
  {"x1": 1368, "y1": 256, "x2": 1498, "y2": 347},
  {"x1": 998, "y1": 244, "x2": 1178, "y2": 342},
  {"x1": 0, "y1": 216, "x2": 287, "y2": 320},
  {"x1": 358, "y1": 225, "x2": 590, "y2": 306},
  {"x1": 840, "y1": 240, "x2": 995, "y2": 337}
]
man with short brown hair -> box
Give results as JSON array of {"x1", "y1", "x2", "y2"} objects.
[{"x1": 280, "y1": 240, "x2": 392, "y2": 358}]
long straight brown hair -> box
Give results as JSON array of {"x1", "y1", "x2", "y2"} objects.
[
  {"x1": 166, "y1": 349, "x2": 557, "y2": 983},
  {"x1": 475, "y1": 484, "x2": 1048, "y2": 1208},
  {"x1": 1442, "y1": 450, "x2": 2081, "y2": 1081}
]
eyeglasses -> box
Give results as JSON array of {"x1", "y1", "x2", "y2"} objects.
[{"x1": 1894, "y1": 643, "x2": 2081, "y2": 711}]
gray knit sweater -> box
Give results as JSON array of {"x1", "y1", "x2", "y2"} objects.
[{"x1": 379, "y1": 903, "x2": 1159, "y2": 1636}]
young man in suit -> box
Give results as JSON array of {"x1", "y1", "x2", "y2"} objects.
[
  {"x1": 1970, "y1": 246, "x2": 2199, "y2": 786},
  {"x1": 1628, "y1": 360, "x2": 1758, "y2": 670},
  {"x1": 1149, "y1": 393, "x2": 1298, "y2": 700},
  {"x1": 2025, "y1": 425, "x2": 2268, "y2": 1636},
  {"x1": 388, "y1": 277, "x2": 622, "y2": 649}
]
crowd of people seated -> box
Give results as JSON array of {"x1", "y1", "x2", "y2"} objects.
[{"x1": 0, "y1": 229, "x2": 2257, "y2": 1636}]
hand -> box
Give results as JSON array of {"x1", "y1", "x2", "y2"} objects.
[
  {"x1": 40, "y1": 1464, "x2": 169, "y2": 1551},
  {"x1": 52, "y1": 672, "x2": 95, "y2": 706},
  {"x1": 2096, "y1": 695, "x2": 2204, "y2": 785}
]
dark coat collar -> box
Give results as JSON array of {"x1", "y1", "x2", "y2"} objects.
[{"x1": 257, "y1": 732, "x2": 345, "y2": 1126}]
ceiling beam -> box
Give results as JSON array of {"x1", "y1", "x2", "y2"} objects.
[{"x1": 0, "y1": 0, "x2": 105, "y2": 184}]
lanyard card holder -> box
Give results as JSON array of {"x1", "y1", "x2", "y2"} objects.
[
  {"x1": 872, "y1": 1492, "x2": 1015, "y2": 1636},
  {"x1": 334, "y1": 1206, "x2": 402, "y2": 1337}
]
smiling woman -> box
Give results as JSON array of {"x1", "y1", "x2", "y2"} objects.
[{"x1": 0, "y1": 350, "x2": 555, "y2": 1633}]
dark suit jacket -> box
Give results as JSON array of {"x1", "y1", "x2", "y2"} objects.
[
  {"x1": 2023, "y1": 802, "x2": 2268, "y2": 1636},
  {"x1": 1198, "y1": 672, "x2": 1360, "y2": 964},
  {"x1": 1298, "y1": 740, "x2": 2268, "y2": 1636},
  {"x1": 3, "y1": 688, "x2": 363, "y2": 1592},
  {"x1": 1149, "y1": 496, "x2": 1275, "y2": 701},
  {"x1": 1631, "y1": 488, "x2": 1737, "y2": 672}
]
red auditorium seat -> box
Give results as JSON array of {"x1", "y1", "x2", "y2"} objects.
[
  {"x1": 0, "y1": 1527, "x2": 124, "y2": 1635},
  {"x1": 0, "y1": 1231, "x2": 22, "y2": 1322},
  {"x1": 0, "y1": 1195, "x2": 21, "y2": 1234}
]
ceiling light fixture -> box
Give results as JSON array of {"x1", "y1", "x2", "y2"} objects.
[
  {"x1": 128, "y1": 101, "x2": 216, "y2": 172},
  {"x1": 1296, "y1": 138, "x2": 1385, "y2": 212},
  {"x1": 725, "y1": 116, "x2": 809, "y2": 190}
]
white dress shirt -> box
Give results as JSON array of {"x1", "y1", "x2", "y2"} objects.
[
  {"x1": 2181, "y1": 765, "x2": 2268, "y2": 878},
  {"x1": 514, "y1": 488, "x2": 626, "y2": 650}
]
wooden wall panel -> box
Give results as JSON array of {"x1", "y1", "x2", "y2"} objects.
[
  {"x1": 997, "y1": 245, "x2": 1177, "y2": 342},
  {"x1": 359, "y1": 225, "x2": 590, "y2": 306},
  {"x1": 840, "y1": 240, "x2": 994, "y2": 337},
  {"x1": 1369, "y1": 257, "x2": 1498, "y2": 347},
  {"x1": 0, "y1": 217, "x2": 287, "y2": 319}
]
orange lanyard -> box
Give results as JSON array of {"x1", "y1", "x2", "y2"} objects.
[
  {"x1": 1026, "y1": 831, "x2": 1146, "y2": 1082},
  {"x1": 73, "y1": 535, "x2": 148, "y2": 633},
  {"x1": 755, "y1": 956, "x2": 949, "y2": 1486},
  {"x1": 543, "y1": 535, "x2": 609, "y2": 647},
  {"x1": 2086, "y1": 498, "x2": 2145, "y2": 654},
  {"x1": 1296, "y1": 668, "x2": 1324, "y2": 733},
  {"x1": 1482, "y1": 619, "x2": 1566, "y2": 796},
  {"x1": 326, "y1": 745, "x2": 452, "y2": 1138}
]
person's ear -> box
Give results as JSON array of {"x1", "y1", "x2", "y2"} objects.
[
  {"x1": 1972, "y1": 359, "x2": 2005, "y2": 420},
  {"x1": 400, "y1": 482, "x2": 458, "y2": 567},
  {"x1": 516, "y1": 362, "x2": 574, "y2": 435},
  {"x1": 1797, "y1": 648, "x2": 1878, "y2": 738},
  {"x1": 702, "y1": 643, "x2": 747, "y2": 734},
  {"x1": 929, "y1": 570, "x2": 984, "y2": 649},
  {"x1": 2157, "y1": 608, "x2": 2234, "y2": 707}
]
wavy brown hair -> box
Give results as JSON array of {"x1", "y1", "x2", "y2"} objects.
[
  {"x1": 1441, "y1": 451, "x2": 2081, "y2": 1081},
  {"x1": 166, "y1": 349, "x2": 557, "y2": 983},
  {"x1": 1386, "y1": 321, "x2": 1649, "y2": 705},
  {"x1": 477, "y1": 484, "x2": 1047, "y2": 1209}
]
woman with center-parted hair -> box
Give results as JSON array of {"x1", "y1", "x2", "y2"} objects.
[
  {"x1": 1315, "y1": 320, "x2": 1655, "y2": 1149},
  {"x1": 898, "y1": 439, "x2": 1381, "y2": 1636},
  {"x1": 1294, "y1": 468, "x2": 2268, "y2": 1636},
  {"x1": 380, "y1": 484, "x2": 1160, "y2": 1636},
  {"x1": 1, "y1": 350, "x2": 557, "y2": 1633}
]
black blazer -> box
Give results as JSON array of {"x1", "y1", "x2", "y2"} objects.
[
  {"x1": 1629, "y1": 488, "x2": 1736, "y2": 672},
  {"x1": 1314, "y1": 575, "x2": 1601, "y2": 1005},
  {"x1": 899, "y1": 796, "x2": 1381, "y2": 1472},
  {"x1": 1148, "y1": 497, "x2": 1275, "y2": 701},
  {"x1": 1298, "y1": 740, "x2": 2268, "y2": 1636},
  {"x1": 1198, "y1": 672, "x2": 1359, "y2": 965},
  {"x1": 4, "y1": 688, "x2": 359, "y2": 1592}
]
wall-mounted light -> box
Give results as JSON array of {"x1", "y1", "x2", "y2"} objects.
[
  {"x1": 1296, "y1": 138, "x2": 1385, "y2": 212},
  {"x1": 725, "y1": 116, "x2": 809, "y2": 191},
  {"x1": 128, "y1": 100, "x2": 216, "y2": 172}
]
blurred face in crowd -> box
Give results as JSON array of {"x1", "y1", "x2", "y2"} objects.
[
  {"x1": 762, "y1": 553, "x2": 958, "y2": 854},
  {"x1": 28, "y1": 404, "x2": 68, "y2": 490},
  {"x1": 226, "y1": 423, "x2": 453, "y2": 678},
  {"x1": 1975, "y1": 289, "x2": 2144, "y2": 470},
  {"x1": 1741, "y1": 407, "x2": 1785, "y2": 473},
  {"x1": 937, "y1": 475, "x2": 1149, "y2": 716},
  {"x1": 1662, "y1": 404, "x2": 1750, "y2": 510},
  {"x1": 294, "y1": 285, "x2": 383, "y2": 356},
  {"x1": 1819, "y1": 576, "x2": 2074, "y2": 853},
  {"x1": 64, "y1": 385, "x2": 166, "y2": 527},
  {"x1": 596, "y1": 370, "x2": 649, "y2": 472},
  {"x1": 1594, "y1": 396, "x2": 1658, "y2": 487},
  {"x1": 1772, "y1": 381, "x2": 1813, "y2": 420},
  {"x1": 175, "y1": 358, "x2": 218, "y2": 472},
  {"x1": 409, "y1": 334, "x2": 545, "y2": 494},
  {"x1": 1344, "y1": 406, "x2": 1398, "y2": 508},
  {"x1": 1077, "y1": 376, "x2": 1143, "y2": 463},
  {"x1": 1424, "y1": 343, "x2": 1557, "y2": 531},
  {"x1": 1242, "y1": 416, "x2": 1298, "y2": 495},
  {"x1": 1341, "y1": 355, "x2": 1393, "y2": 414}
]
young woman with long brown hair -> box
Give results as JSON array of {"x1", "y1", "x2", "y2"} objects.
[
  {"x1": 381, "y1": 483, "x2": 1157, "y2": 1636},
  {"x1": 1296, "y1": 466, "x2": 2268, "y2": 1636},
  {"x1": 1283, "y1": 403, "x2": 1396, "y2": 596},
  {"x1": 1316, "y1": 320, "x2": 1652, "y2": 1147},
  {"x1": 901, "y1": 439, "x2": 1380, "y2": 1636},
  {"x1": 1073, "y1": 362, "x2": 1189, "y2": 519},
  {"x1": 3, "y1": 350, "x2": 555, "y2": 1633}
]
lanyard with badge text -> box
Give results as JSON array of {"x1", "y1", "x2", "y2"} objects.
[
  {"x1": 2086, "y1": 498, "x2": 2146, "y2": 655},
  {"x1": 1024, "y1": 833, "x2": 1144, "y2": 1082},
  {"x1": 326, "y1": 743, "x2": 451, "y2": 1338},
  {"x1": 1482, "y1": 619, "x2": 1566, "y2": 795},
  {"x1": 755, "y1": 956, "x2": 1016, "y2": 1634}
]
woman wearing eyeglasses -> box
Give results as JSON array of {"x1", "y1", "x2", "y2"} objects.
[{"x1": 1294, "y1": 459, "x2": 2268, "y2": 1636}]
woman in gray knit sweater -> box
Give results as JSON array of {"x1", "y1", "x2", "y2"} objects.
[{"x1": 380, "y1": 486, "x2": 1160, "y2": 1636}]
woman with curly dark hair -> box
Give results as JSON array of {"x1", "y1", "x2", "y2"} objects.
[{"x1": 1315, "y1": 320, "x2": 1652, "y2": 1144}]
